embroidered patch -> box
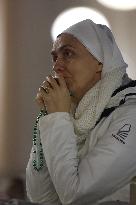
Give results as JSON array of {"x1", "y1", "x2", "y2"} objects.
[{"x1": 112, "y1": 124, "x2": 131, "y2": 144}]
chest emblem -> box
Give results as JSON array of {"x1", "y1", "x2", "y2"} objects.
[{"x1": 112, "y1": 124, "x2": 131, "y2": 144}]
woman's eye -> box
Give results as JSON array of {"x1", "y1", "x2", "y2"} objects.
[{"x1": 63, "y1": 50, "x2": 73, "y2": 58}]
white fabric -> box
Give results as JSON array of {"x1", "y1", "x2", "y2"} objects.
[
  {"x1": 62, "y1": 19, "x2": 127, "y2": 76},
  {"x1": 72, "y1": 67, "x2": 125, "y2": 159},
  {"x1": 26, "y1": 82, "x2": 136, "y2": 204}
]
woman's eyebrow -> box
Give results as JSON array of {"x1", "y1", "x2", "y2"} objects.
[{"x1": 51, "y1": 44, "x2": 75, "y2": 55}]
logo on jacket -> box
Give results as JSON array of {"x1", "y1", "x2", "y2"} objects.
[{"x1": 112, "y1": 124, "x2": 131, "y2": 144}]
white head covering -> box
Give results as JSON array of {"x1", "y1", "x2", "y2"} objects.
[{"x1": 61, "y1": 19, "x2": 128, "y2": 76}]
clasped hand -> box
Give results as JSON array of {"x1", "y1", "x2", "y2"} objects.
[{"x1": 36, "y1": 75, "x2": 71, "y2": 114}]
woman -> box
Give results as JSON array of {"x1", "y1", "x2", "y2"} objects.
[{"x1": 26, "y1": 19, "x2": 136, "y2": 205}]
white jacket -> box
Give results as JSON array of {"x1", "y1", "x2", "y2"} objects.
[{"x1": 26, "y1": 82, "x2": 136, "y2": 205}]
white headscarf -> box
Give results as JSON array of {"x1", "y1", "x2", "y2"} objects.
[
  {"x1": 59, "y1": 19, "x2": 128, "y2": 158},
  {"x1": 61, "y1": 19, "x2": 127, "y2": 76}
]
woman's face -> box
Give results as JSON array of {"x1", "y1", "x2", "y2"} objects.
[{"x1": 51, "y1": 33, "x2": 102, "y2": 100}]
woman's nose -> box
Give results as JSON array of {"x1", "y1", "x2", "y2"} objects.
[{"x1": 53, "y1": 58, "x2": 65, "y2": 73}]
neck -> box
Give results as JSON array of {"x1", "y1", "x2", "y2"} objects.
[{"x1": 71, "y1": 81, "x2": 101, "y2": 105}]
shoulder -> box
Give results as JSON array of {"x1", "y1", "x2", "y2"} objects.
[
  {"x1": 112, "y1": 102, "x2": 136, "y2": 122},
  {"x1": 102, "y1": 102, "x2": 136, "y2": 146}
]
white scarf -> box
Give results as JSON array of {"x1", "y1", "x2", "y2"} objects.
[{"x1": 71, "y1": 67, "x2": 126, "y2": 158}]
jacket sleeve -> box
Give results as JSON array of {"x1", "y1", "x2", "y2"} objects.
[
  {"x1": 39, "y1": 105, "x2": 136, "y2": 205},
  {"x1": 26, "y1": 147, "x2": 62, "y2": 205}
]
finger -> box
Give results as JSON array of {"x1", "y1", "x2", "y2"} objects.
[
  {"x1": 46, "y1": 75, "x2": 59, "y2": 89},
  {"x1": 40, "y1": 86, "x2": 50, "y2": 93},
  {"x1": 57, "y1": 74, "x2": 67, "y2": 87},
  {"x1": 42, "y1": 80, "x2": 53, "y2": 89},
  {"x1": 39, "y1": 87, "x2": 50, "y2": 96},
  {"x1": 35, "y1": 93, "x2": 45, "y2": 109},
  {"x1": 38, "y1": 88, "x2": 51, "y2": 108}
]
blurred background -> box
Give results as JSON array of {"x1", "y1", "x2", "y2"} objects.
[{"x1": 0, "y1": 0, "x2": 136, "y2": 200}]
